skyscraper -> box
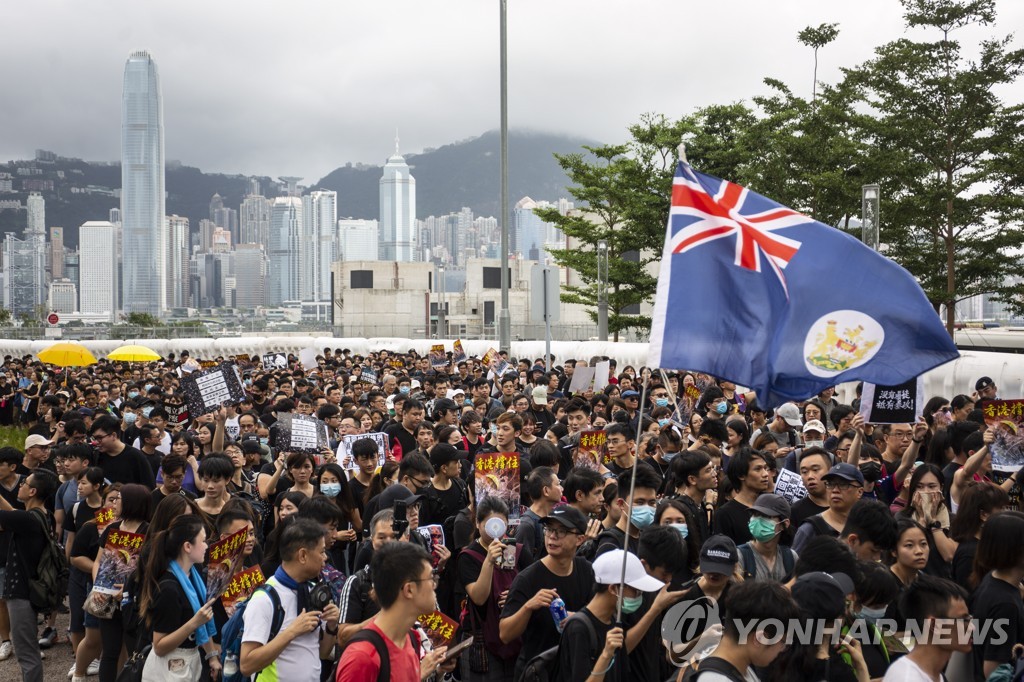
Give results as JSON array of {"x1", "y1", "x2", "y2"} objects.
[
  {"x1": 166, "y1": 215, "x2": 190, "y2": 309},
  {"x1": 240, "y1": 191, "x2": 271, "y2": 248},
  {"x1": 267, "y1": 197, "x2": 302, "y2": 305},
  {"x1": 301, "y1": 190, "x2": 337, "y2": 302},
  {"x1": 79, "y1": 221, "x2": 117, "y2": 315},
  {"x1": 49, "y1": 227, "x2": 64, "y2": 279},
  {"x1": 337, "y1": 219, "x2": 379, "y2": 262},
  {"x1": 379, "y1": 138, "x2": 416, "y2": 262},
  {"x1": 233, "y1": 244, "x2": 266, "y2": 309},
  {"x1": 121, "y1": 50, "x2": 166, "y2": 316}
]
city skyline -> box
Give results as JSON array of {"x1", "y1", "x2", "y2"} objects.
[{"x1": 5, "y1": 1, "x2": 1023, "y2": 181}]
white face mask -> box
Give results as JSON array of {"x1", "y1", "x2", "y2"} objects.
[{"x1": 805, "y1": 440, "x2": 824, "y2": 449}]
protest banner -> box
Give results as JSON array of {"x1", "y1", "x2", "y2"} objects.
[
  {"x1": 220, "y1": 565, "x2": 266, "y2": 617},
  {"x1": 274, "y1": 413, "x2": 329, "y2": 455},
  {"x1": 199, "y1": 360, "x2": 219, "y2": 369},
  {"x1": 429, "y1": 344, "x2": 447, "y2": 369},
  {"x1": 339, "y1": 432, "x2": 390, "y2": 470},
  {"x1": 859, "y1": 377, "x2": 924, "y2": 425},
  {"x1": 569, "y1": 366, "x2": 596, "y2": 394},
  {"x1": 359, "y1": 367, "x2": 378, "y2": 385},
  {"x1": 299, "y1": 348, "x2": 318, "y2": 371},
  {"x1": 180, "y1": 362, "x2": 246, "y2": 417},
  {"x1": 594, "y1": 360, "x2": 610, "y2": 393},
  {"x1": 206, "y1": 526, "x2": 249, "y2": 602},
  {"x1": 262, "y1": 352, "x2": 288, "y2": 370},
  {"x1": 93, "y1": 530, "x2": 145, "y2": 596},
  {"x1": 165, "y1": 402, "x2": 190, "y2": 425},
  {"x1": 93, "y1": 506, "x2": 116, "y2": 534},
  {"x1": 774, "y1": 468, "x2": 808, "y2": 504},
  {"x1": 418, "y1": 610, "x2": 459, "y2": 648},
  {"x1": 452, "y1": 340, "x2": 467, "y2": 364},
  {"x1": 475, "y1": 452, "x2": 521, "y2": 521},
  {"x1": 415, "y1": 524, "x2": 446, "y2": 567},
  {"x1": 983, "y1": 399, "x2": 1024, "y2": 472},
  {"x1": 575, "y1": 430, "x2": 606, "y2": 470}
]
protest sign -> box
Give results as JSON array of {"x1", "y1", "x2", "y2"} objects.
[
  {"x1": 165, "y1": 402, "x2": 190, "y2": 425},
  {"x1": 299, "y1": 348, "x2": 318, "y2": 371},
  {"x1": 206, "y1": 527, "x2": 248, "y2": 602},
  {"x1": 983, "y1": 400, "x2": 1024, "y2": 472},
  {"x1": 262, "y1": 352, "x2": 288, "y2": 370},
  {"x1": 233, "y1": 354, "x2": 254, "y2": 370},
  {"x1": 859, "y1": 377, "x2": 924, "y2": 425},
  {"x1": 93, "y1": 506, "x2": 116, "y2": 534},
  {"x1": 415, "y1": 524, "x2": 446, "y2": 567},
  {"x1": 339, "y1": 432, "x2": 389, "y2": 470},
  {"x1": 774, "y1": 468, "x2": 808, "y2": 504},
  {"x1": 452, "y1": 340, "x2": 467, "y2": 364},
  {"x1": 569, "y1": 366, "x2": 596, "y2": 394},
  {"x1": 418, "y1": 610, "x2": 459, "y2": 648},
  {"x1": 180, "y1": 363, "x2": 246, "y2": 417},
  {"x1": 594, "y1": 360, "x2": 610, "y2": 393},
  {"x1": 574, "y1": 430, "x2": 606, "y2": 470},
  {"x1": 475, "y1": 452, "x2": 521, "y2": 521},
  {"x1": 429, "y1": 344, "x2": 447, "y2": 369},
  {"x1": 274, "y1": 413, "x2": 329, "y2": 454},
  {"x1": 94, "y1": 530, "x2": 145, "y2": 596},
  {"x1": 199, "y1": 360, "x2": 219, "y2": 369},
  {"x1": 220, "y1": 565, "x2": 266, "y2": 617},
  {"x1": 359, "y1": 367, "x2": 378, "y2": 385}
]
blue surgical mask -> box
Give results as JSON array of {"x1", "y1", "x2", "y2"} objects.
[
  {"x1": 144, "y1": 384, "x2": 154, "y2": 392},
  {"x1": 655, "y1": 398, "x2": 670, "y2": 408},
  {"x1": 621, "y1": 594, "x2": 644, "y2": 614},
  {"x1": 320, "y1": 482, "x2": 342, "y2": 498},
  {"x1": 259, "y1": 437, "x2": 269, "y2": 446},
  {"x1": 128, "y1": 391, "x2": 139, "y2": 399},
  {"x1": 669, "y1": 523, "x2": 689, "y2": 539},
  {"x1": 630, "y1": 505, "x2": 655, "y2": 529},
  {"x1": 715, "y1": 401, "x2": 729, "y2": 415},
  {"x1": 658, "y1": 418, "x2": 670, "y2": 428},
  {"x1": 141, "y1": 406, "x2": 154, "y2": 418},
  {"x1": 400, "y1": 385, "x2": 410, "y2": 395},
  {"x1": 857, "y1": 605, "x2": 887, "y2": 624},
  {"x1": 465, "y1": 399, "x2": 473, "y2": 406},
  {"x1": 123, "y1": 412, "x2": 137, "y2": 425}
]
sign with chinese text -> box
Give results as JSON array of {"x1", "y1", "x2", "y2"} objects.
[
  {"x1": 858, "y1": 377, "x2": 924, "y2": 425},
  {"x1": 475, "y1": 452, "x2": 522, "y2": 521},
  {"x1": 983, "y1": 400, "x2": 1024, "y2": 473}
]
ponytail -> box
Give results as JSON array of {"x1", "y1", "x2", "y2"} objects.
[{"x1": 138, "y1": 514, "x2": 205, "y2": 624}]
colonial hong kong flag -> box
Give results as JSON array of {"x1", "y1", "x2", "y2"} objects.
[{"x1": 648, "y1": 161, "x2": 959, "y2": 407}]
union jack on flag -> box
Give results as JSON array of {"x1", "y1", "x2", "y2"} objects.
[{"x1": 648, "y1": 160, "x2": 958, "y2": 407}]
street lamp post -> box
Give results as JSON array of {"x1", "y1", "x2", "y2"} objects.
[
  {"x1": 438, "y1": 264, "x2": 446, "y2": 339},
  {"x1": 597, "y1": 240, "x2": 608, "y2": 341},
  {"x1": 862, "y1": 184, "x2": 880, "y2": 252},
  {"x1": 498, "y1": 0, "x2": 511, "y2": 351}
]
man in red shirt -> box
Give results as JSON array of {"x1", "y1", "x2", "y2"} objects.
[{"x1": 337, "y1": 542, "x2": 453, "y2": 682}]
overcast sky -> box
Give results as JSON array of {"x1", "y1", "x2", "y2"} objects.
[{"x1": 3, "y1": 0, "x2": 1022, "y2": 181}]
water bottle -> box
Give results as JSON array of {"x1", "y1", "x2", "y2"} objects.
[
  {"x1": 549, "y1": 596, "x2": 568, "y2": 632},
  {"x1": 222, "y1": 652, "x2": 238, "y2": 677}
]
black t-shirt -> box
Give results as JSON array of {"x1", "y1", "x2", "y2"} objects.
[
  {"x1": 348, "y1": 477, "x2": 369, "y2": 517},
  {"x1": 384, "y1": 423, "x2": 417, "y2": 460},
  {"x1": 151, "y1": 578, "x2": 197, "y2": 647},
  {"x1": 626, "y1": 591, "x2": 670, "y2": 682},
  {"x1": 558, "y1": 607, "x2": 625, "y2": 682},
  {"x1": 65, "y1": 500, "x2": 100, "y2": 533},
  {"x1": 340, "y1": 567, "x2": 378, "y2": 625},
  {"x1": 952, "y1": 538, "x2": 977, "y2": 591},
  {"x1": 0, "y1": 475, "x2": 23, "y2": 560},
  {"x1": 971, "y1": 572, "x2": 1024, "y2": 679},
  {"x1": 514, "y1": 509, "x2": 546, "y2": 561},
  {"x1": 97, "y1": 445, "x2": 156, "y2": 488},
  {"x1": 942, "y1": 461, "x2": 962, "y2": 507},
  {"x1": 151, "y1": 487, "x2": 196, "y2": 509},
  {"x1": 713, "y1": 499, "x2": 754, "y2": 545},
  {"x1": 141, "y1": 449, "x2": 162, "y2": 479},
  {"x1": 500, "y1": 556, "x2": 595, "y2": 668},
  {"x1": 0, "y1": 508, "x2": 51, "y2": 600},
  {"x1": 790, "y1": 495, "x2": 829, "y2": 529},
  {"x1": 425, "y1": 478, "x2": 466, "y2": 529}
]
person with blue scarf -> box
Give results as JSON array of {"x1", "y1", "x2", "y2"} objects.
[{"x1": 138, "y1": 514, "x2": 222, "y2": 681}]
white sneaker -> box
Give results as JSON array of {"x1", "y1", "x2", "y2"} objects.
[
  {"x1": 68, "y1": 663, "x2": 76, "y2": 679},
  {"x1": 72, "y1": 677, "x2": 87, "y2": 682},
  {"x1": 0, "y1": 640, "x2": 12, "y2": 660},
  {"x1": 87, "y1": 659, "x2": 100, "y2": 676}
]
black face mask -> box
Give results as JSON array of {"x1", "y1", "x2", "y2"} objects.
[{"x1": 859, "y1": 461, "x2": 882, "y2": 483}]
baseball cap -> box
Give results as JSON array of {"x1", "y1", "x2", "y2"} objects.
[
  {"x1": 24, "y1": 434, "x2": 52, "y2": 449},
  {"x1": 976, "y1": 376, "x2": 995, "y2": 391},
  {"x1": 802, "y1": 420, "x2": 826, "y2": 435},
  {"x1": 822, "y1": 462, "x2": 866, "y2": 486},
  {"x1": 77, "y1": 407, "x2": 96, "y2": 417},
  {"x1": 621, "y1": 390, "x2": 640, "y2": 399},
  {"x1": 378, "y1": 484, "x2": 424, "y2": 511},
  {"x1": 531, "y1": 386, "x2": 548, "y2": 405},
  {"x1": 593, "y1": 550, "x2": 665, "y2": 592},
  {"x1": 445, "y1": 388, "x2": 464, "y2": 401},
  {"x1": 541, "y1": 506, "x2": 589, "y2": 534},
  {"x1": 750, "y1": 493, "x2": 791, "y2": 520},
  {"x1": 791, "y1": 571, "x2": 854, "y2": 620},
  {"x1": 776, "y1": 403, "x2": 803, "y2": 427},
  {"x1": 699, "y1": 534, "x2": 739, "y2": 576}
]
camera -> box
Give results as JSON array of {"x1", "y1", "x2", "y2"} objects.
[
  {"x1": 307, "y1": 581, "x2": 333, "y2": 612},
  {"x1": 393, "y1": 500, "x2": 410, "y2": 536}
]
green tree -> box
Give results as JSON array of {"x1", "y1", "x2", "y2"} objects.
[
  {"x1": 123, "y1": 312, "x2": 162, "y2": 327},
  {"x1": 851, "y1": 0, "x2": 1024, "y2": 332},
  {"x1": 798, "y1": 22, "x2": 840, "y2": 102},
  {"x1": 0, "y1": 307, "x2": 11, "y2": 327}
]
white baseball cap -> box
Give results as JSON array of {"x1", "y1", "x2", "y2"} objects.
[{"x1": 592, "y1": 549, "x2": 665, "y2": 592}]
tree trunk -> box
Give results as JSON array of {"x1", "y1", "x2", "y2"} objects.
[{"x1": 945, "y1": 190, "x2": 955, "y2": 337}]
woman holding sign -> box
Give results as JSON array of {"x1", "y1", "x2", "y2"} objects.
[{"x1": 138, "y1": 514, "x2": 222, "y2": 681}]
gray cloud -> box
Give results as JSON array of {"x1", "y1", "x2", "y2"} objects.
[{"x1": 2, "y1": 0, "x2": 1022, "y2": 181}]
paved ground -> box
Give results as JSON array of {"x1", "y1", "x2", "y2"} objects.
[{"x1": 0, "y1": 610, "x2": 81, "y2": 682}]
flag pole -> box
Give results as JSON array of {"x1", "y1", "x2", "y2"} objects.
[
  {"x1": 659, "y1": 369, "x2": 686, "y2": 426},
  {"x1": 678, "y1": 141, "x2": 688, "y2": 164},
  {"x1": 616, "y1": 370, "x2": 649, "y2": 623}
]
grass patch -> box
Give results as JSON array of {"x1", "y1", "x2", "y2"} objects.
[{"x1": 0, "y1": 426, "x2": 29, "y2": 450}]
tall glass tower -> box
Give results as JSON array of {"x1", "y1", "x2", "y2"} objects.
[
  {"x1": 379, "y1": 138, "x2": 416, "y2": 262},
  {"x1": 121, "y1": 51, "x2": 166, "y2": 315}
]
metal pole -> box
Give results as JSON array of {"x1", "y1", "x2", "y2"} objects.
[
  {"x1": 498, "y1": 0, "x2": 511, "y2": 352},
  {"x1": 543, "y1": 267, "x2": 551, "y2": 371},
  {"x1": 597, "y1": 240, "x2": 608, "y2": 341},
  {"x1": 616, "y1": 373, "x2": 648, "y2": 623},
  {"x1": 439, "y1": 265, "x2": 446, "y2": 339}
]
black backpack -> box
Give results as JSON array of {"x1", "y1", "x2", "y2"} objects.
[
  {"x1": 521, "y1": 612, "x2": 599, "y2": 682},
  {"x1": 681, "y1": 656, "x2": 751, "y2": 682},
  {"x1": 341, "y1": 628, "x2": 418, "y2": 682},
  {"x1": 21, "y1": 508, "x2": 69, "y2": 612},
  {"x1": 737, "y1": 543, "x2": 795, "y2": 582}
]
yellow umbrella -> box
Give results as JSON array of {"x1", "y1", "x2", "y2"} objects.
[
  {"x1": 107, "y1": 344, "x2": 162, "y2": 363},
  {"x1": 37, "y1": 342, "x2": 97, "y2": 368}
]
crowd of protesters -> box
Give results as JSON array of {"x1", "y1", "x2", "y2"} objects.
[{"x1": 0, "y1": 347, "x2": 1020, "y2": 681}]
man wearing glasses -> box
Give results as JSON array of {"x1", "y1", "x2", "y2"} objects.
[
  {"x1": 500, "y1": 505, "x2": 595, "y2": 680},
  {"x1": 792, "y1": 463, "x2": 865, "y2": 553},
  {"x1": 87, "y1": 415, "x2": 155, "y2": 488}
]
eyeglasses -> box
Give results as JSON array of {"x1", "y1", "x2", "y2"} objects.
[
  {"x1": 890, "y1": 432, "x2": 913, "y2": 440},
  {"x1": 824, "y1": 480, "x2": 860, "y2": 490},
  {"x1": 410, "y1": 476, "x2": 431, "y2": 488},
  {"x1": 543, "y1": 525, "x2": 580, "y2": 540},
  {"x1": 409, "y1": 571, "x2": 440, "y2": 587},
  {"x1": 92, "y1": 432, "x2": 113, "y2": 441}
]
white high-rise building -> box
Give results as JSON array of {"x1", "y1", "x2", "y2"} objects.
[
  {"x1": 512, "y1": 197, "x2": 557, "y2": 260},
  {"x1": 234, "y1": 244, "x2": 266, "y2": 309},
  {"x1": 337, "y1": 219, "x2": 379, "y2": 262},
  {"x1": 26, "y1": 193, "x2": 45, "y2": 235},
  {"x1": 240, "y1": 191, "x2": 271, "y2": 248},
  {"x1": 379, "y1": 139, "x2": 416, "y2": 262},
  {"x1": 121, "y1": 50, "x2": 166, "y2": 316},
  {"x1": 79, "y1": 221, "x2": 117, "y2": 315},
  {"x1": 301, "y1": 190, "x2": 337, "y2": 302},
  {"x1": 48, "y1": 279, "x2": 77, "y2": 314},
  {"x1": 166, "y1": 215, "x2": 189, "y2": 309},
  {"x1": 267, "y1": 197, "x2": 302, "y2": 305}
]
